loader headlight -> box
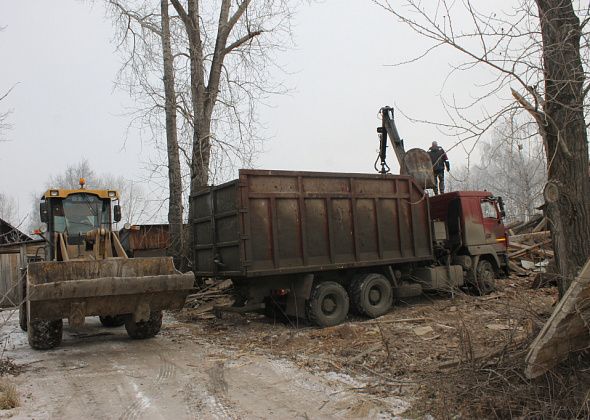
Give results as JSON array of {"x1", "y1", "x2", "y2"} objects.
[
  {"x1": 123, "y1": 223, "x2": 131, "y2": 230},
  {"x1": 108, "y1": 191, "x2": 116, "y2": 198},
  {"x1": 50, "y1": 190, "x2": 59, "y2": 197}
]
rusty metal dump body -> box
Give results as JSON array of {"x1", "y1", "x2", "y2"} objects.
[
  {"x1": 27, "y1": 257, "x2": 194, "y2": 322},
  {"x1": 193, "y1": 169, "x2": 433, "y2": 278}
]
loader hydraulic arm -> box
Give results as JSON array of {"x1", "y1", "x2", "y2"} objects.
[
  {"x1": 375, "y1": 105, "x2": 435, "y2": 189},
  {"x1": 377, "y1": 106, "x2": 408, "y2": 173}
]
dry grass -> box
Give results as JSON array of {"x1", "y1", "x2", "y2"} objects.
[
  {"x1": 0, "y1": 380, "x2": 19, "y2": 410},
  {"x1": 177, "y1": 275, "x2": 589, "y2": 418},
  {"x1": 417, "y1": 340, "x2": 590, "y2": 419}
]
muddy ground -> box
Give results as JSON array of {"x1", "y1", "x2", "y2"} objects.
[{"x1": 0, "y1": 276, "x2": 564, "y2": 418}]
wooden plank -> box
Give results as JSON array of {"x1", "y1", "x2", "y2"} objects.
[
  {"x1": 525, "y1": 258, "x2": 590, "y2": 378},
  {"x1": 508, "y1": 230, "x2": 550, "y2": 242},
  {"x1": 508, "y1": 239, "x2": 552, "y2": 258}
]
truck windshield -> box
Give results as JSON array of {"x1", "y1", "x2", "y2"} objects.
[{"x1": 53, "y1": 194, "x2": 110, "y2": 235}]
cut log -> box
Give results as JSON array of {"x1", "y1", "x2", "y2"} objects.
[
  {"x1": 525, "y1": 258, "x2": 590, "y2": 378},
  {"x1": 509, "y1": 231, "x2": 550, "y2": 243},
  {"x1": 508, "y1": 239, "x2": 552, "y2": 258},
  {"x1": 532, "y1": 217, "x2": 547, "y2": 233}
]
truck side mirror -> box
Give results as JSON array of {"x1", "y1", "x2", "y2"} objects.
[
  {"x1": 113, "y1": 205, "x2": 122, "y2": 223},
  {"x1": 497, "y1": 197, "x2": 506, "y2": 218},
  {"x1": 39, "y1": 202, "x2": 48, "y2": 223}
]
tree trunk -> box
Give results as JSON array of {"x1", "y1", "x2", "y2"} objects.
[
  {"x1": 161, "y1": 0, "x2": 184, "y2": 269},
  {"x1": 536, "y1": 0, "x2": 590, "y2": 296}
]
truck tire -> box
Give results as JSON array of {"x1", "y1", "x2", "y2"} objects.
[
  {"x1": 306, "y1": 281, "x2": 349, "y2": 328},
  {"x1": 125, "y1": 311, "x2": 163, "y2": 339},
  {"x1": 99, "y1": 315, "x2": 126, "y2": 327},
  {"x1": 474, "y1": 260, "x2": 496, "y2": 295},
  {"x1": 28, "y1": 319, "x2": 63, "y2": 350},
  {"x1": 350, "y1": 273, "x2": 393, "y2": 318}
]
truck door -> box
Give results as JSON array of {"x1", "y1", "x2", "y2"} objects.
[{"x1": 480, "y1": 199, "x2": 507, "y2": 253}]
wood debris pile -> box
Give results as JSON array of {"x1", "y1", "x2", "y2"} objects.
[
  {"x1": 184, "y1": 279, "x2": 233, "y2": 314},
  {"x1": 506, "y1": 215, "x2": 554, "y2": 282}
]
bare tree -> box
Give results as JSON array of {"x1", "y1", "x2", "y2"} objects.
[
  {"x1": 375, "y1": 0, "x2": 590, "y2": 295},
  {"x1": 448, "y1": 115, "x2": 547, "y2": 222},
  {"x1": 28, "y1": 160, "x2": 151, "y2": 230},
  {"x1": 108, "y1": 0, "x2": 296, "y2": 265}
]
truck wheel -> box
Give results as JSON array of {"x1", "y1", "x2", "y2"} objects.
[
  {"x1": 474, "y1": 260, "x2": 496, "y2": 295},
  {"x1": 28, "y1": 319, "x2": 63, "y2": 350},
  {"x1": 306, "y1": 281, "x2": 349, "y2": 328},
  {"x1": 125, "y1": 311, "x2": 163, "y2": 339},
  {"x1": 99, "y1": 315, "x2": 126, "y2": 327},
  {"x1": 350, "y1": 273, "x2": 393, "y2": 318}
]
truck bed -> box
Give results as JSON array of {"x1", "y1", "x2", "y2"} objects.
[{"x1": 192, "y1": 169, "x2": 433, "y2": 278}]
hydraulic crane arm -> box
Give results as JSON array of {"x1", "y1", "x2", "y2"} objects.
[
  {"x1": 377, "y1": 106, "x2": 408, "y2": 174},
  {"x1": 375, "y1": 105, "x2": 435, "y2": 190}
]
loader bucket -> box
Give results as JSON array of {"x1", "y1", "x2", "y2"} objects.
[{"x1": 26, "y1": 257, "x2": 194, "y2": 324}]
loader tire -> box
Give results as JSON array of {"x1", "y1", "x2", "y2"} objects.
[
  {"x1": 99, "y1": 315, "x2": 126, "y2": 328},
  {"x1": 350, "y1": 273, "x2": 393, "y2": 318},
  {"x1": 19, "y1": 279, "x2": 27, "y2": 331},
  {"x1": 28, "y1": 319, "x2": 63, "y2": 350},
  {"x1": 19, "y1": 303, "x2": 27, "y2": 332},
  {"x1": 306, "y1": 281, "x2": 349, "y2": 328},
  {"x1": 125, "y1": 311, "x2": 163, "y2": 339}
]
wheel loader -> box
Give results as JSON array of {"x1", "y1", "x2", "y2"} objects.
[{"x1": 19, "y1": 179, "x2": 194, "y2": 350}]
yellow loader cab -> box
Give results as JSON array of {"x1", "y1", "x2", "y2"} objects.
[
  {"x1": 39, "y1": 179, "x2": 126, "y2": 261},
  {"x1": 21, "y1": 179, "x2": 194, "y2": 350}
]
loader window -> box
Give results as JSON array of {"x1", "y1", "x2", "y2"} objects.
[{"x1": 53, "y1": 194, "x2": 109, "y2": 235}]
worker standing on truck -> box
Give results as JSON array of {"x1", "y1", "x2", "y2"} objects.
[{"x1": 428, "y1": 141, "x2": 450, "y2": 194}]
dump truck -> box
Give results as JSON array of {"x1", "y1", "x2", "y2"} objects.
[
  {"x1": 191, "y1": 107, "x2": 508, "y2": 327},
  {"x1": 19, "y1": 180, "x2": 194, "y2": 349}
]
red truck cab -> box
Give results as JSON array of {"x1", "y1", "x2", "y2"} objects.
[{"x1": 429, "y1": 191, "x2": 509, "y2": 278}]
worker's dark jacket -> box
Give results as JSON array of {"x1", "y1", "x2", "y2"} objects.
[{"x1": 428, "y1": 146, "x2": 448, "y2": 173}]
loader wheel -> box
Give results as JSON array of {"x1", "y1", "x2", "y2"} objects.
[
  {"x1": 19, "y1": 304, "x2": 27, "y2": 332},
  {"x1": 99, "y1": 315, "x2": 126, "y2": 328},
  {"x1": 473, "y1": 260, "x2": 496, "y2": 295},
  {"x1": 19, "y1": 279, "x2": 27, "y2": 331},
  {"x1": 306, "y1": 281, "x2": 349, "y2": 328},
  {"x1": 125, "y1": 311, "x2": 163, "y2": 339},
  {"x1": 28, "y1": 319, "x2": 63, "y2": 350},
  {"x1": 350, "y1": 273, "x2": 393, "y2": 318}
]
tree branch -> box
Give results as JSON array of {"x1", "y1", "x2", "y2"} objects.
[{"x1": 224, "y1": 30, "x2": 263, "y2": 54}]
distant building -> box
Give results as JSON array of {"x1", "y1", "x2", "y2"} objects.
[
  {"x1": 0, "y1": 217, "x2": 32, "y2": 245},
  {"x1": 0, "y1": 218, "x2": 44, "y2": 307}
]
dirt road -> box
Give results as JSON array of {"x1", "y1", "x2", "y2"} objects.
[{"x1": 0, "y1": 312, "x2": 409, "y2": 419}]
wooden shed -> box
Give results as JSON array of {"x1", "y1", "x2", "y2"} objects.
[{"x1": 0, "y1": 218, "x2": 45, "y2": 307}]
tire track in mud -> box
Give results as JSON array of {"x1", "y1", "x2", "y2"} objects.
[
  {"x1": 205, "y1": 361, "x2": 236, "y2": 419},
  {"x1": 182, "y1": 360, "x2": 239, "y2": 420},
  {"x1": 118, "y1": 352, "x2": 177, "y2": 420}
]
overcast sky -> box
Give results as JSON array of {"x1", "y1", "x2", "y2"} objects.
[{"x1": 0, "y1": 0, "x2": 507, "y2": 225}]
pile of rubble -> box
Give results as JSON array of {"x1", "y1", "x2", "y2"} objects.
[{"x1": 506, "y1": 214, "x2": 554, "y2": 283}]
